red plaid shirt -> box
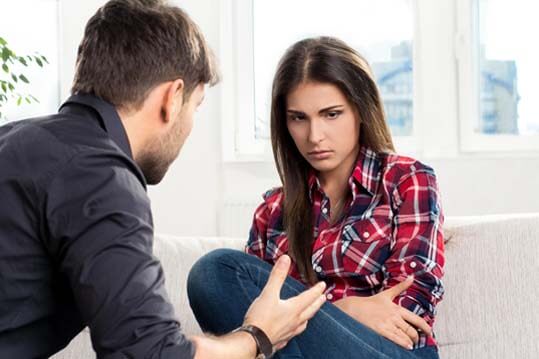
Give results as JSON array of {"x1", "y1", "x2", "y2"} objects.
[{"x1": 246, "y1": 146, "x2": 445, "y2": 348}]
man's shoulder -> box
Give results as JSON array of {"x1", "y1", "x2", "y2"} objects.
[
  {"x1": 9, "y1": 112, "x2": 112, "y2": 152},
  {"x1": 0, "y1": 113, "x2": 141, "y2": 188},
  {"x1": 1, "y1": 113, "x2": 104, "y2": 161}
]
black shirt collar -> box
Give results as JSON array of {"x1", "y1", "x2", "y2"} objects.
[{"x1": 59, "y1": 93, "x2": 133, "y2": 159}]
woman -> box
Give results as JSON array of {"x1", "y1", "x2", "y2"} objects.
[{"x1": 188, "y1": 37, "x2": 444, "y2": 359}]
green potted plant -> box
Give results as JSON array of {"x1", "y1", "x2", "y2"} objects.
[{"x1": 0, "y1": 36, "x2": 48, "y2": 121}]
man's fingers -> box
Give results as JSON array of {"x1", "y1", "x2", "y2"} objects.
[
  {"x1": 293, "y1": 322, "x2": 308, "y2": 337},
  {"x1": 262, "y1": 255, "x2": 291, "y2": 295},
  {"x1": 274, "y1": 341, "x2": 288, "y2": 351},
  {"x1": 383, "y1": 276, "x2": 414, "y2": 299},
  {"x1": 288, "y1": 281, "x2": 327, "y2": 312},
  {"x1": 298, "y1": 294, "x2": 326, "y2": 322},
  {"x1": 399, "y1": 307, "x2": 432, "y2": 335}
]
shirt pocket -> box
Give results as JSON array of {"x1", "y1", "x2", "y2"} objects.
[{"x1": 340, "y1": 208, "x2": 393, "y2": 276}]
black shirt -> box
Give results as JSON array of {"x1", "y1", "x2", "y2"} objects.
[{"x1": 0, "y1": 94, "x2": 195, "y2": 358}]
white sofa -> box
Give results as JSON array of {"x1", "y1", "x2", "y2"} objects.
[{"x1": 53, "y1": 214, "x2": 539, "y2": 359}]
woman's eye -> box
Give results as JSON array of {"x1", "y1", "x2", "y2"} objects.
[
  {"x1": 326, "y1": 111, "x2": 341, "y2": 119},
  {"x1": 290, "y1": 114, "x2": 306, "y2": 121}
]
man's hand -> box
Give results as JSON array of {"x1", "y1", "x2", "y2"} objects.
[
  {"x1": 333, "y1": 276, "x2": 431, "y2": 350},
  {"x1": 243, "y1": 255, "x2": 327, "y2": 350}
]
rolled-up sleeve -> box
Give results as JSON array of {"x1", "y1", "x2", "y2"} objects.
[
  {"x1": 384, "y1": 167, "x2": 445, "y2": 329},
  {"x1": 246, "y1": 200, "x2": 270, "y2": 259},
  {"x1": 44, "y1": 152, "x2": 195, "y2": 359}
]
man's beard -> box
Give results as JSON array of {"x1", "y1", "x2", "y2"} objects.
[{"x1": 136, "y1": 118, "x2": 183, "y2": 185}]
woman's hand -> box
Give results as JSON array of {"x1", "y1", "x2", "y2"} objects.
[{"x1": 333, "y1": 276, "x2": 432, "y2": 350}]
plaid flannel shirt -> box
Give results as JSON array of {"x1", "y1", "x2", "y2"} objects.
[{"x1": 246, "y1": 146, "x2": 445, "y2": 348}]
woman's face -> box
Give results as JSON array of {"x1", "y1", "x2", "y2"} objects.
[{"x1": 286, "y1": 81, "x2": 361, "y2": 177}]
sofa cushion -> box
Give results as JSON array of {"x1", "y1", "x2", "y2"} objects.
[
  {"x1": 53, "y1": 214, "x2": 539, "y2": 359},
  {"x1": 153, "y1": 235, "x2": 245, "y2": 335},
  {"x1": 436, "y1": 214, "x2": 539, "y2": 358}
]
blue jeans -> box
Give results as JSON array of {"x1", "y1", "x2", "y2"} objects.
[{"x1": 187, "y1": 249, "x2": 439, "y2": 359}]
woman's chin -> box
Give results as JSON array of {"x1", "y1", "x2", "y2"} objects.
[{"x1": 308, "y1": 159, "x2": 338, "y2": 173}]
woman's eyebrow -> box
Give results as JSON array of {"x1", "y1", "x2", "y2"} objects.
[
  {"x1": 286, "y1": 105, "x2": 344, "y2": 115},
  {"x1": 318, "y1": 105, "x2": 344, "y2": 114}
]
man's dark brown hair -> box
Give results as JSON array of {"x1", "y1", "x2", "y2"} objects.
[{"x1": 72, "y1": 0, "x2": 219, "y2": 110}]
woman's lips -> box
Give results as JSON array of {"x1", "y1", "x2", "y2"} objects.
[{"x1": 307, "y1": 150, "x2": 333, "y2": 160}]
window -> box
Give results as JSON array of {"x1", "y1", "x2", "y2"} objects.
[
  {"x1": 478, "y1": 0, "x2": 538, "y2": 135},
  {"x1": 457, "y1": 0, "x2": 539, "y2": 152},
  {"x1": 253, "y1": 0, "x2": 414, "y2": 139},
  {"x1": 222, "y1": 0, "x2": 539, "y2": 159},
  {"x1": 0, "y1": 0, "x2": 60, "y2": 123},
  {"x1": 221, "y1": 0, "x2": 415, "y2": 159}
]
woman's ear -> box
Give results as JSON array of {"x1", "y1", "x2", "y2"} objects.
[{"x1": 161, "y1": 78, "x2": 185, "y2": 125}]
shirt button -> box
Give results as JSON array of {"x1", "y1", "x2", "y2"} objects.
[
  {"x1": 326, "y1": 293, "x2": 333, "y2": 300},
  {"x1": 410, "y1": 261, "x2": 417, "y2": 269},
  {"x1": 362, "y1": 231, "x2": 370, "y2": 239},
  {"x1": 315, "y1": 266, "x2": 322, "y2": 273},
  {"x1": 322, "y1": 207, "x2": 328, "y2": 214}
]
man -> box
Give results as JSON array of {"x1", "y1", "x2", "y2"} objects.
[{"x1": 0, "y1": 1, "x2": 326, "y2": 358}]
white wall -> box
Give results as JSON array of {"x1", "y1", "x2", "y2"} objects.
[
  {"x1": 58, "y1": 0, "x2": 107, "y2": 100},
  {"x1": 146, "y1": 0, "x2": 222, "y2": 236},
  {"x1": 58, "y1": 0, "x2": 539, "y2": 238}
]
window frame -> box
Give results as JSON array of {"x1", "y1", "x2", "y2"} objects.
[
  {"x1": 456, "y1": 0, "x2": 539, "y2": 153},
  {"x1": 220, "y1": 0, "x2": 539, "y2": 162}
]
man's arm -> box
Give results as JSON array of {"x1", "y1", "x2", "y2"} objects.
[{"x1": 191, "y1": 332, "x2": 257, "y2": 359}]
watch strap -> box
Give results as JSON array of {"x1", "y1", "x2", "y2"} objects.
[{"x1": 232, "y1": 324, "x2": 273, "y2": 358}]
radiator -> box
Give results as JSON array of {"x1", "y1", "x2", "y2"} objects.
[{"x1": 218, "y1": 200, "x2": 260, "y2": 237}]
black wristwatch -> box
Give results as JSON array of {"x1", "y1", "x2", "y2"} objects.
[{"x1": 232, "y1": 324, "x2": 274, "y2": 359}]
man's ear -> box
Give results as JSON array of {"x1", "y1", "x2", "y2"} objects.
[{"x1": 161, "y1": 78, "x2": 185, "y2": 125}]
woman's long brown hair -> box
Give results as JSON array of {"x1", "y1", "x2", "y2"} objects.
[{"x1": 270, "y1": 37, "x2": 395, "y2": 284}]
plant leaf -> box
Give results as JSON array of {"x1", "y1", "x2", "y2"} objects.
[
  {"x1": 35, "y1": 57, "x2": 43, "y2": 67},
  {"x1": 2, "y1": 63, "x2": 8, "y2": 73},
  {"x1": 2, "y1": 48, "x2": 10, "y2": 62},
  {"x1": 17, "y1": 96, "x2": 22, "y2": 106},
  {"x1": 19, "y1": 74, "x2": 29, "y2": 84},
  {"x1": 25, "y1": 97, "x2": 31, "y2": 104},
  {"x1": 0, "y1": 37, "x2": 6, "y2": 46},
  {"x1": 18, "y1": 56, "x2": 27, "y2": 66},
  {"x1": 41, "y1": 55, "x2": 49, "y2": 64},
  {"x1": 11, "y1": 73, "x2": 18, "y2": 83},
  {"x1": 1, "y1": 82, "x2": 6, "y2": 92}
]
